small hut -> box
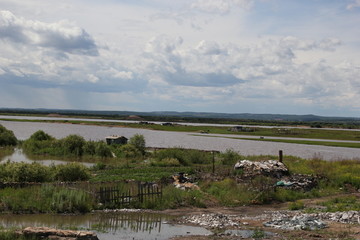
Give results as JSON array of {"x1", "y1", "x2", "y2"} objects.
[{"x1": 105, "y1": 135, "x2": 128, "y2": 145}]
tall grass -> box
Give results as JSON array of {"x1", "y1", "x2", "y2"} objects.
[{"x1": 0, "y1": 185, "x2": 94, "y2": 214}]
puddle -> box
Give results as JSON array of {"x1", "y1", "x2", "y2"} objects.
[
  {"x1": 0, "y1": 212, "x2": 212, "y2": 240},
  {"x1": 0, "y1": 148, "x2": 94, "y2": 167}
]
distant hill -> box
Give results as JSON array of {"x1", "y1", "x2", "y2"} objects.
[{"x1": 0, "y1": 108, "x2": 359, "y2": 123}]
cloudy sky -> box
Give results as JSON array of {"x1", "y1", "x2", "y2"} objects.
[{"x1": 0, "y1": 0, "x2": 359, "y2": 117}]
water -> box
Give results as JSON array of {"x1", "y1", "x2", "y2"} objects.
[
  {"x1": 1, "y1": 120, "x2": 360, "y2": 161},
  {"x1": 0, "y1": 148, "x2": 94, "y2": 167},
  {"x1": 0, "y1": 212, "x2": 212, "y2": 240}
]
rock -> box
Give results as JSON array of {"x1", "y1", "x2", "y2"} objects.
[{"x1": 21, "y1": 227, "x2": 99, "y2": 240}]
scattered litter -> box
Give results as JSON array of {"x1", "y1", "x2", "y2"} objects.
[
  {"x1": 276, "y1": 174, "x2": 318, "y2": 191},
  {"x1": 264, "y1": 215, "x2": 326, "y2": 230}
]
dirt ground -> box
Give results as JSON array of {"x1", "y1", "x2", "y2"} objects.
[{"x1": 162, "y1": 194, "x2": 360, "y2": 240}]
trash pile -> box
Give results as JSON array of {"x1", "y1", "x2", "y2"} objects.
[
  {"x1": 173, "y1": 172, "x2": 200, "y2": 190},
  {"x1": 276, "y1": 174, "x2": 318, "y2": 191},
  {"x1": 263, "y1": 214, "x2": 326, "y2": 230},
  {"x1": 182, "y1": 214, "x2": 241, "y2": 228},
  {"x1": 234, "y1": 160, "x2": 289, "y2": 178}
]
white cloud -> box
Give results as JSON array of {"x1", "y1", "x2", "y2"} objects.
[{"x1": 0, "y1": 10, "x2": 98, "y2": 55}]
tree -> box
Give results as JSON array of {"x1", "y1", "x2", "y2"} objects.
[
  {"x1": 0, "y1": 124, "x2": 17, "y2": 146},
  {"x1": 29, "y1": 130, "x2": 54, "y2": 141},
  {"x1": 128, "y1": 134, "x2": 146, "y2": 155}
]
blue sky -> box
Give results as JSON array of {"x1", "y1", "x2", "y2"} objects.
[{"x1": 0, "y1": 0, "x2": 359, "y2": 117}]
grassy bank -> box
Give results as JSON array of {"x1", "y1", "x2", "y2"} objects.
[{"x1": 197, "y1": 135, "x2": 360, "y2": 148}]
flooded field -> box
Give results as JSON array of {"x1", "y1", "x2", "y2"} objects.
[
  {"x1": 0, "y1": 211, "x2": 212, "y2": 240},
  {"x1": 1, "y1": 120, "x2": 360, "y2": 161}
]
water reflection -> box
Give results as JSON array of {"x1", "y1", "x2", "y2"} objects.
[
  {"x1": 0, "y1": 212, "x2": 212, "y2": 240},
  {"x1": 0, "y1": 148, "x2": 94, "y2": 167}
]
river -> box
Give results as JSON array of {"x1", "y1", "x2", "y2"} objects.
[{"x1": 1, "y1": 120, "x2": 360, "y2": 161}]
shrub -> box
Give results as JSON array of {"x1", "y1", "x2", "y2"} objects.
[
  {"x1": 221, "y1": 149, "x2": 241, "y2": 165},
  {"x1": 0, "y1": 125, "x2": 17, "y2": 146},
  {"x1": 95, "y1": 141, "x2": 113, "y2": 158},
  {"x1": 117, "y1": 144, "x2": 142, "y2": 159},
  {"x1": 61, "y1": 135, "x2": 86, "y2": 156},
  {"x1": 128, "y1": 134, "x2": 146, "y2": 155},
  {"x1": 83, "y1": 140, "x2": 97, "y2": 156},
  {"x1": 53, "y1": 163, "x2": 90, "y2": 182},
  {"x1": 29, "y1": 130, "x2": 54, "y2": 141},
  {"x1": 0, "y1": 161, "x2": 51, "y2": 182}
]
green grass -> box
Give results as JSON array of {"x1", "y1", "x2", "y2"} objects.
[
  {"x1": 320, "y1": 196, "x2": 360, "y2": 212},
  {"x1": 91, "y1": 166, "x2": 194, "y2": 182},
  {"x1": 212, "y1": 136, "x2": 360, "y2": 148}
]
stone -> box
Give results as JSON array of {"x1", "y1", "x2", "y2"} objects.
[{"x1": 21, "y1": 227, "x2": 99, "y2": 240}]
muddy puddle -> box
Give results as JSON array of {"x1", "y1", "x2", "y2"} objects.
[{"x1": 0, "y1": 211, "x2": 212, "y2": 240}]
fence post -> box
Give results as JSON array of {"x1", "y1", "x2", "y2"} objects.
[
  {"x1": 279, "y1": 150, "x2": 283, "y2": 162},
  {"x1": 212, "y1": 151, "x2": 215, "y2": 174}
]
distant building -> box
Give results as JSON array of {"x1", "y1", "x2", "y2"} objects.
[{"x1": 105, "y1": 135, "x2": 128, "y2": 145}]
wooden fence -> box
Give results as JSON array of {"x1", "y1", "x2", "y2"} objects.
[{"x1": 97, "y1": 182, "x2": 162, "y2": 206}]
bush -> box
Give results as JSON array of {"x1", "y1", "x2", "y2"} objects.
[
  {"x1": 0, "y1": 161, "x2": 51, "y2": 182},
  {"x1": 128, "y1": 134, "x2": 146, "y2": 155},
  {"x1": 95, "y1": 141, "x2": 113, "y2": 158},
  {"x1": 29, "y1": 130, "x2": 54, "y2": 141},
  {"x1": 61, "y1": 135, "x2": 86, "y2": 157},
  {"x1": 53, "y1": 163, "x2": 90, "y2": 182},
  {"x1": 0, "y1": 125, "x2": 17, "y2": 146},
  {"x1": 221, "y1": 149, "x2": 241, "y2": 166},
  {"x1": 83, "y1": 140, "x2": 97, "y2": 156},
  {"x1": 117, "y1": 144, "x2": 142, "y2": 159}
]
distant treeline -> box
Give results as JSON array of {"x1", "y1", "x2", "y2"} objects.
[{"x1": 1, "y1": 108, "x2": 360, "y2": 129}]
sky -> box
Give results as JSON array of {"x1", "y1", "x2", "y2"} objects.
[{"x1": 0, "y1": 0, "x2": 359, "y2": 117}]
